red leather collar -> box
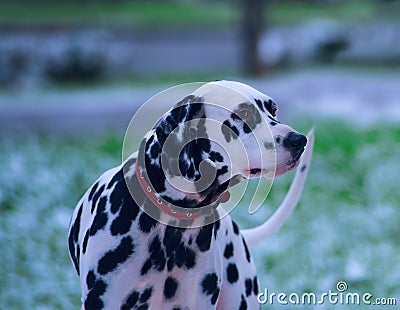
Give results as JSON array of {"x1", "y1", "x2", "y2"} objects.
[{"x1": 135, "y1": 160, "x2": 203, "y2": 220}]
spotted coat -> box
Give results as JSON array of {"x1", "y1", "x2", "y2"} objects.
[{"x1": 68, "y1": 80, "x2": 308, "y2": 310}]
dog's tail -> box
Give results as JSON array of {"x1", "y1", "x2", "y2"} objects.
[{"x1": 241, "y1": 128, "x2": 315, "y2": 247}]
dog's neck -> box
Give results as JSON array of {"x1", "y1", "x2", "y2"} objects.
[{"x1": 137, "y1": 99, "x2": 242, "y2": 209}]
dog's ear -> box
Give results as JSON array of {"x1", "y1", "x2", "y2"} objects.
[
  {"x1": 255, "y1": 98, "x2": 278, "y2": 117},
  {"x1": 145, "y1": 96, "x2": 208, "y2": 180}
]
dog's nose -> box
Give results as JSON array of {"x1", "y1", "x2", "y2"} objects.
[{"x1": 283, "y1": 132, "x2": 307, "y2": 153}]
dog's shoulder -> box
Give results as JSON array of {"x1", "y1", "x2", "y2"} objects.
[{"x1": 68, "y1": 165, "x2": 123, "y2": 274}]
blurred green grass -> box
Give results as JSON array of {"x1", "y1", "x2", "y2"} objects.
[
  {"x1": 0, "y1": 1, "x2": 235, "y2": 28},
  {"x1": 1, "y1": 120, "x2": 399, "y2": 309},
  {"x1": 269, "y1": 0, "x2": 376, "y2": 25},
  {"x1": 1, "y1": 0, "x2": 398, "y2": 28}
]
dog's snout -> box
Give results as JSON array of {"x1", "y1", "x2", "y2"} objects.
[{"x1": 283, "y1": 132, "x2": 307, "y2": 153}]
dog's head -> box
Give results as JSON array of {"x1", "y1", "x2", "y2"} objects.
[{"x1": 141, "y1": 81, "x2": 307, "y2": 208}]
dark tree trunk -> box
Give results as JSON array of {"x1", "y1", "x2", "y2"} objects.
[{"x1": 240, "y1": 0, "x2": 266, "y2": 75}]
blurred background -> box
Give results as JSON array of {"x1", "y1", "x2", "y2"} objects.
[{"x1": 0, "y1": 0, "x2": 399, "y2": 309}]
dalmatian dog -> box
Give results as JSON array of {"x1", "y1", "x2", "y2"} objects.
[{"x1": 68, "y1": 81, "x2": 314, "y2": 310}]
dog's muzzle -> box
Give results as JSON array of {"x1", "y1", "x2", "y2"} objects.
[{"x1": 283, "y1": 132, "x2": 308, "y2": 166}]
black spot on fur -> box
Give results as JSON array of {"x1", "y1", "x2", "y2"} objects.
[
  {"x1": 164, "y1": 277, "x2": 178, "y2": 300},
  {"x1": 242, "y1": 237, "x2": 251, "y2": 263},
  {"x1": 264, "y1": 99, "x2": 277, "y2": 117},
  {"x1": 76, "y1": 244, "x2": 80, "y2": 270},
  {"x1": 143, "y1": 157, "x2": 166, "y2": 194},
  {"x1": 254, "y1": 99, "x2": 264, "y2": 112},
  {"x1": 264, "y1": 142, "x2": 274, "y2": 150},
  {"x1": 227, "y1": 263, "x2": 239, "y2": 283},
  {"x1": 84, "y1": 274, "x2": 106, "y2": 310},
  {"x1": 253, "y1": 276, "x2": 259, "y2": 295},
  {"x1": 137, "y1": 304, "x2": 149, "y2": 310},
  {"x1": 234, "y1": 102, "x2": 262, "y2": 133},
  {"x1": 88, "y1": 182, "x2": 99, "y2": 201},
  {"x1": 121, "y1": 290, "x2": 139, "y2": 310},
  {"x1": 82, "y1": 229, "x2": 89, "y2": 254},
  {"x1": 239, "y1": 294, "x2": 247, "y2": 310},
  {"x1": 211, "y1": 288, "x2": 220, "y2": 305},
  {"x1": 231, "y1": 112, "x2": 241, "y2": 121},
  {"x1": 216, "y1": 165, "x2": 228, "y2": 177},
  {"x1": 214, "y1": 219, "x2": 220, "y2": 239},
  {"x1": 201, "y1": 273, "x2": 218, "y2": 295},
  {"x1": 270, "y1": 121, "x2": 277, "y2": 126},
  {"x1": 96, "y1": 195, "x2": 107, "y2": 213},
  {"x1": 275, "y1": 136, "x2": 281, "y2": 144},
  {"x1": 301, "y1": 165, "x2": 307, "y2": 172},
  {"x1": 141, "y1": 235, "x2": 166, "y2": 275},
  {"x1": 110, "y1": 198, "x2": 139, "y2": 236},
  {"x1": 138, "y1": 212, "x2": 158, "y2": 234},
  {"x1": 69, "y1": 203, "x2": 83, "y2": 274},
  {"x1": 91, "y1": 184, "x2": 105, "y2": 213},
  {"x1": 72, "y1": 203, "x2": 83, "y2": 242},
  {"x1": 140, "y1": 259, "x2": 152, "y2": 276},
  {"x1": 245, "y1": 278, "x2": 253, "y2": 296},
  {"x1": 209, "y1": 151, "x2": 223, "y2": 162},
  {"x1": 140, "y1": 287, "x2": 153, "y2": 303},
  {"x1": 110, "y1": 179, "x2": 133, "y2": 214},
  {"x1": 89, "y1": 211, "x2": 108, "y2": 236},
  {"x1": 232, "y1": 220, "x2": 239, "y2": 235},
  {"x1": 85, "y1": 292, "x2": 103, "y2": 309},
  {"x1": 150, "y1": 235, "x2": 166, "y2": 270},
  {"x1": 90, "y1": 196, "x2": 108, "y2": 236},
  {"x1": 196, "y1": 223, "x2": 213, "y2": 252},
  {"x1": 107, "y1": 169, "x2": 123, "y2": 190},
  {"x1": 150, "y1": 142, "x2": 161, "y2": 159},
  {"x1": 109, "y1": 177, "x2": 137, "y2": 215},
  {"x1": 97, "y1": 236, "x2": 135, "y2": 275},
  {"x1": 121, "y1": 287, "x2": 152, "y2": 310},
  {"x1": 175, "y1": 242, "x2": 196, "y2": 269},
  {"x1": 163, "y1": 227, "x2": 183, "y2": 253},
  {"x1": 201, "y1": 273, "x2": 220, "y2": 305},
  {"x1": 221, "y1": 120, "x2": 239, "y2": 143},
  {"x1": 86, "y1": 270, "x2": 96, "y2": 289},
  {"x1": 224, "y1": 242, "x2": 234, "y2": 259},
  {"x1": 160, "y1": 227, "x2": 195, "y2": 272},
  {"x1": 243, "y1": 122, "x2": 252, "y2": 133},
  {"x1": 163, "y1": 227, "x2": 185, "y2": 271}
]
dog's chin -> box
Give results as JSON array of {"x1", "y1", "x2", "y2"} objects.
[
  {"x1": 244, "y1": 156, "x2": 302, "y2": 178},
  {"x1": 275, "y1": 158, "x2": 301, "y2": 176}
]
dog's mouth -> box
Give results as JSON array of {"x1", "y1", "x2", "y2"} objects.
[
  {"x1": 243, "y1": 148, "x2": 305, "y2": 177},
  {"x1": 244, "y1": 168, "x2": 263, "y2": 177},
  {"x1": 287, "y1": 149, "x2": 305, "y2": 170},
  {"x1": 287, "y1": 158, "x2": 301, "y2": 170}
]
